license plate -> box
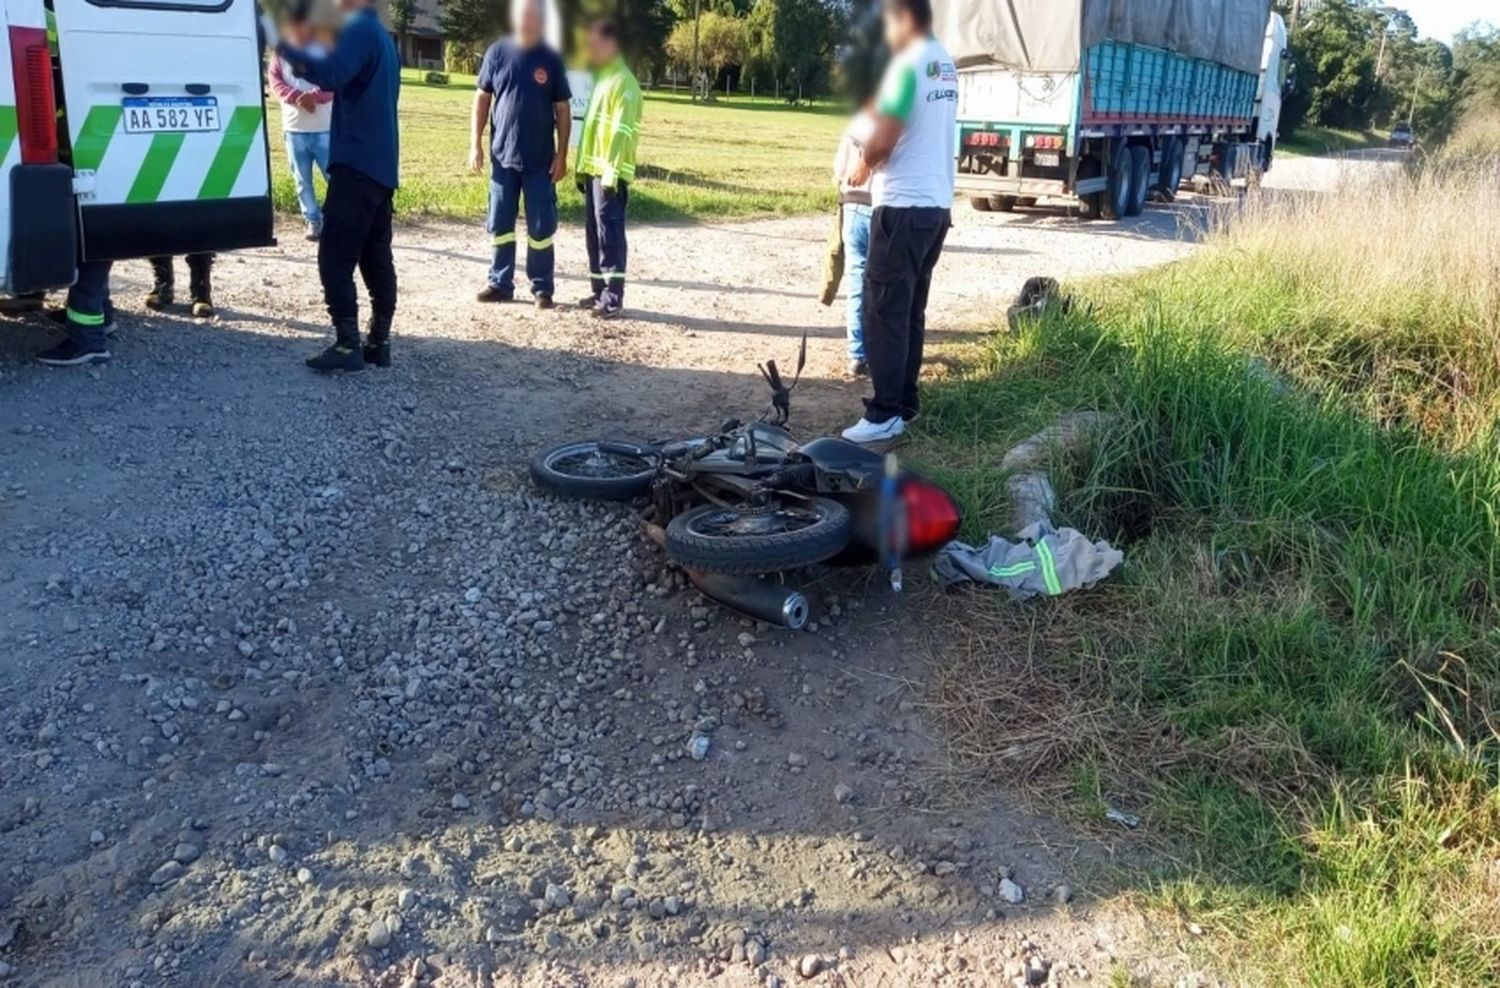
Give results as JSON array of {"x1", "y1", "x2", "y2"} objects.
[
  {"x1": 1034, "y1": 151, "x2": 1061, "y2": 169},
  {"x1": 122, "y1": 97, "x2": 220, "y2": 134}
]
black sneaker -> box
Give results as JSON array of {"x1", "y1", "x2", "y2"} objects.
[
  {"x1": 305, "y1": 344, "x2": 366, "y2": 373},
  {"x1": 476, "y1": 285, "x2": 514, "y2": 303},
  {"x1": 36, "y1": 340, "x2": 111, "y2": 367},
  {"x1": 592, "y1": 301, "x2": 623, "y2": 320},
  {"x1": 534, "y1": 294, "x2": 555, "y2": 311},
  {"x1": 46, "y1": 308, "x2": 117, "y2": 336},
  {"x1": 847, "y1": 358, "x2": 868, "y2": 378},
  {"x1": 191, "y1": 299, "x2": 215, "y2": 319},
  {"x1": 362, "y1": 341, "x2": 391, "y2": 368}
]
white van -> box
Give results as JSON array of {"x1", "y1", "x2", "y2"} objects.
[{"x1": 1, "y1": 0, "x2": 274, "y2": 295}]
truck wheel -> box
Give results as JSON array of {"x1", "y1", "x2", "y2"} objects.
[
  {"x1": 970, "y1": 196, "x2": 993, "y2": 213},
  {"x1": 992, "y1": 196, "x2": 1018, "y2": 212},
  {"x1": 1125, "y1": 145, "x2": 1150, "y2": 217},
  {"x1": 1156, "y1": 138, "x2": 1183, "y2": 201},
  {"x1": 1102, "y1": 147, "x2": 1132, "y2": 221}
]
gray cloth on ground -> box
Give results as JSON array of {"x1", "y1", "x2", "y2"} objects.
[{"x1": 933, "y1": 522, "x2": 1124, "y2": 598}]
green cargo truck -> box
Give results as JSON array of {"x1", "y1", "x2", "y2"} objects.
[{"x1": 932, "y1": 0, "x2": 1292, "y2": 219}]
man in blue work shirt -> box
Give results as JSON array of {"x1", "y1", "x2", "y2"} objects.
[
  {"x1": 277, "y1": 0, "x2": 401, "y2": 372},
  {"x1": 468, "y1": 0, "x2": 571, "y2": 308}
]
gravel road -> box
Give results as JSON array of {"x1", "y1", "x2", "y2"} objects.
[{"x1": 1, "y1": 194, "x2": 1219, "y2": 988}]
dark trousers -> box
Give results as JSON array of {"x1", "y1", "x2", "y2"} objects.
[
  {"x1": 319, "y1": 164, "x2": 396, "y2": 343},
  {"x1": 149, "y1": 253, "x2": 214, "y2": 300},
  {"x1": 863, "y1": 206, "x2": 950, "y2": 423},
  {"x1": 65, "y1": 259, "x2": 113, "y2": 351},
  {"x1": 488, "y1": 167, "x2": 557, "y2": 297},
  {"x1": 582, "y1": 177, "x2": 628, "y2": 306}
]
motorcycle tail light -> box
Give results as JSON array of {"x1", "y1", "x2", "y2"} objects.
[{"x1": 901, "y1": 477, "x2": 962, "y2": 555}]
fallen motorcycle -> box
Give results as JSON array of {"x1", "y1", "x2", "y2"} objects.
[{"x1": 528, "y1": 339, "x2": 962, "y2": 629}]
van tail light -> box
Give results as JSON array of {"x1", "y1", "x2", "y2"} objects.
[
  {"x1": 900, "y1": 476, "x2": 962, "y2": 556},
  {"x1": 9, "y1": 26, "x2": 59, "y2": 164}
]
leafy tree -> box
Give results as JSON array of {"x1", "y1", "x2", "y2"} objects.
[
  {"x1": 1454, "y1": 25, "x2": 1500, "y2": 111},
  {"x1": 440, "y1": 0, "x2": 503, "y2": 72},
  {"x1": 389, "y1": 0, "x2": 418, "y2": 65},
  {"x1": 665, "y1": 10, "x2": 745, "y2": 87}
]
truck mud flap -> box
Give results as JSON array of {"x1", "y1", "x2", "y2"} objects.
[
  {"x1": 9, "y1": 164, "x2": 79, "y2": 294},
  {"x1": 79, "y1": 197, "x2": 275, "y2": 262}
]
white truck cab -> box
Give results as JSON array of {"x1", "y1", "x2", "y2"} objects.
[{"x1": 1, "y1": 0, "x2": 274, "y2": 295}]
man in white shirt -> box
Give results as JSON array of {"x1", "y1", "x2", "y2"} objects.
[{"x1": 840, "y1": 0, "x2": 957, "y2": 445}]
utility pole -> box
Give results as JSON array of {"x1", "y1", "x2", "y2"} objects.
[{"x1": 691, "y1": 0, "x2": 701, "y2": 104}]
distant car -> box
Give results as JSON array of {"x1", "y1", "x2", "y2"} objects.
[{"x1": 1389, "y1": 124, "x2": 1415, "y2": 149}]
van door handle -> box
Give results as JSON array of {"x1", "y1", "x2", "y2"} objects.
[
  {"x1": 122, "y1": 83, "x2": 149, "y2": 95},
  {"x1": 186, "y1": 84, "x2": 212, "y2": 95}
]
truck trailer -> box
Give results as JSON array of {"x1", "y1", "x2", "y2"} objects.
[{"x1": 931, "y1": 0, "x2": 1290, "y2": 219}]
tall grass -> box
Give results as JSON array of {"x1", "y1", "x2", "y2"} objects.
[{"x1": 917, "y1": 159, "x2": 1500, "y2": 986}]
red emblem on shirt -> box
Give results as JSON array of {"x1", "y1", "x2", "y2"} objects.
[{"x1": 533, "y1": 67, "x2": 549, "y2": 85}]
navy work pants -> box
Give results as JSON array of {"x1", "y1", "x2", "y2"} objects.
[
  {"x1": 488, "y1": 166, "x2": 558, "y2": 298},
  {"x1": 582, "y1": 177, "x2": 628, "y2": 306}
]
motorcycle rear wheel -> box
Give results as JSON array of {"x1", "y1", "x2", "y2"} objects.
[
  {"x1": 665, "y1": 497, "x2": 851, "y2": 575},
  {"x1": 530, "y1": 441, "x2": 657, "y2": 501}
]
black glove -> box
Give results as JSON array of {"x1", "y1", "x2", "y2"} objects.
[{"x1": 602, "y1": 184, "x2": 617, "y2": 200}]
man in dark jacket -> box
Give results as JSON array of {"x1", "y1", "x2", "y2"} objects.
[{"x1": 277, "y1": 0, "x2": 400, "y2": 372}]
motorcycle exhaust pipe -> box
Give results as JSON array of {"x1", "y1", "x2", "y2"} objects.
[
  {"x1": 643, "y1": 522, "x2": 810, "y2": 630},
  {"x1": 691, "y1": 570, "x2": 809, "y2": 631}
]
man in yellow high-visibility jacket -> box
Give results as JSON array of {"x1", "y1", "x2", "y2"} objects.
[{"x1": 573, "y1": 18, "x2": 641, "y2": 320}]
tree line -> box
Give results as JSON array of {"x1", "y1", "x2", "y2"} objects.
[
  {"x1": 438, "y1": 0, "x2": 869, "y2": 100},
  {"x1": 1274, "y1": 0, "x2": 1500, "y2": 142}
]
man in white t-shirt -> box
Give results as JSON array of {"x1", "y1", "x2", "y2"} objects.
[{"x1": 840, "y1": 0, "x2": 956, "y2": 445}]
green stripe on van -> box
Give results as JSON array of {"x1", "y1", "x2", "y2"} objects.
[
  {"x1": 198, "y1": 105, "x2": 261, "y2": 200},
  {"x1": 73, "y1": 105, "x2": 123, "y2": 172},
  {"x1": 0, "y1": 106, "x2": 16, "y2": 163},
  {"x1": 127, "y1": 131, "x2": 185, "y2": 203}
]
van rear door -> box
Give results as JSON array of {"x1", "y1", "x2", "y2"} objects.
[{"x1": 51, "y1": 0, "x2": 274, "y2": 260}]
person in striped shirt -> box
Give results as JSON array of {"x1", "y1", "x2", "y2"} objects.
[{"x1": 573, "y1": 18, "x2": 640, "y2": 320}]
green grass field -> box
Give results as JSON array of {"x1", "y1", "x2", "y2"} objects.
[
  {"x1": 915, "y1": 154, "x2": 1500, "y2": 985},
  {"x1": 268, "y1": 69, "x2": 844, "y2": 224},
  {"x1": 1279, "y1": 124, "x2": 1389, "y2": 157}
]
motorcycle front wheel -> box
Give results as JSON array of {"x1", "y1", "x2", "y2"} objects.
[
  {"x1": 530, "y1": 441, "x2": 657, "y2": 501},
  {"x1": 665, "y1": 497, "x2": 852, "y2": 575}
]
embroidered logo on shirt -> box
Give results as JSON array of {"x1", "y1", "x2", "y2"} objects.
[{"x1": 533, "y1": 67, "x2": 549, "y2": 85}]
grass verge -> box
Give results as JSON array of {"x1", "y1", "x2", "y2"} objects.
[
  {"x1": 268, "y1": 70, "x2": 842, "y2": 224},
  {"x1": 1279, "y1": 125, "x2": 1389, "y2": 158},
  {"x1": 914, "y1": 157, "x2": 1500, "y2": 985}
]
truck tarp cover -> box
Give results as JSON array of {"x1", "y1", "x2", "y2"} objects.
[{"x1": 933, "y1": 0, "x2": 1272, "y2": 76}]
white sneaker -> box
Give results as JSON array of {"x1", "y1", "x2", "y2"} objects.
[{"x1": 841, "y1": 417, "x2": 905, "y2": 444}]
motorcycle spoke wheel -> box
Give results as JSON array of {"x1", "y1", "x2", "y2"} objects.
[
  {"x1": 665, "y1": 497, "x2": 852, "y2": 575},
  {"x1": 530, "y1": 441, "x2": 657, "y2": 501}
]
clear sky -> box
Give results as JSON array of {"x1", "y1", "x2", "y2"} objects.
[{"x1": 1402, "y1": 0, "x2": 1495, "y2": 43}]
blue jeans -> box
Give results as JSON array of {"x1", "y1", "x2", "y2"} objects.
[
  {"x1": 842, "y1": 203, "x2": 872, "y2": 362},
  {"x1": 488, "y1": 167, "x2": 558, "y2": 297},
  {"x1": 285, "y1": 130, "x2": 331, "y2": 226}
]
